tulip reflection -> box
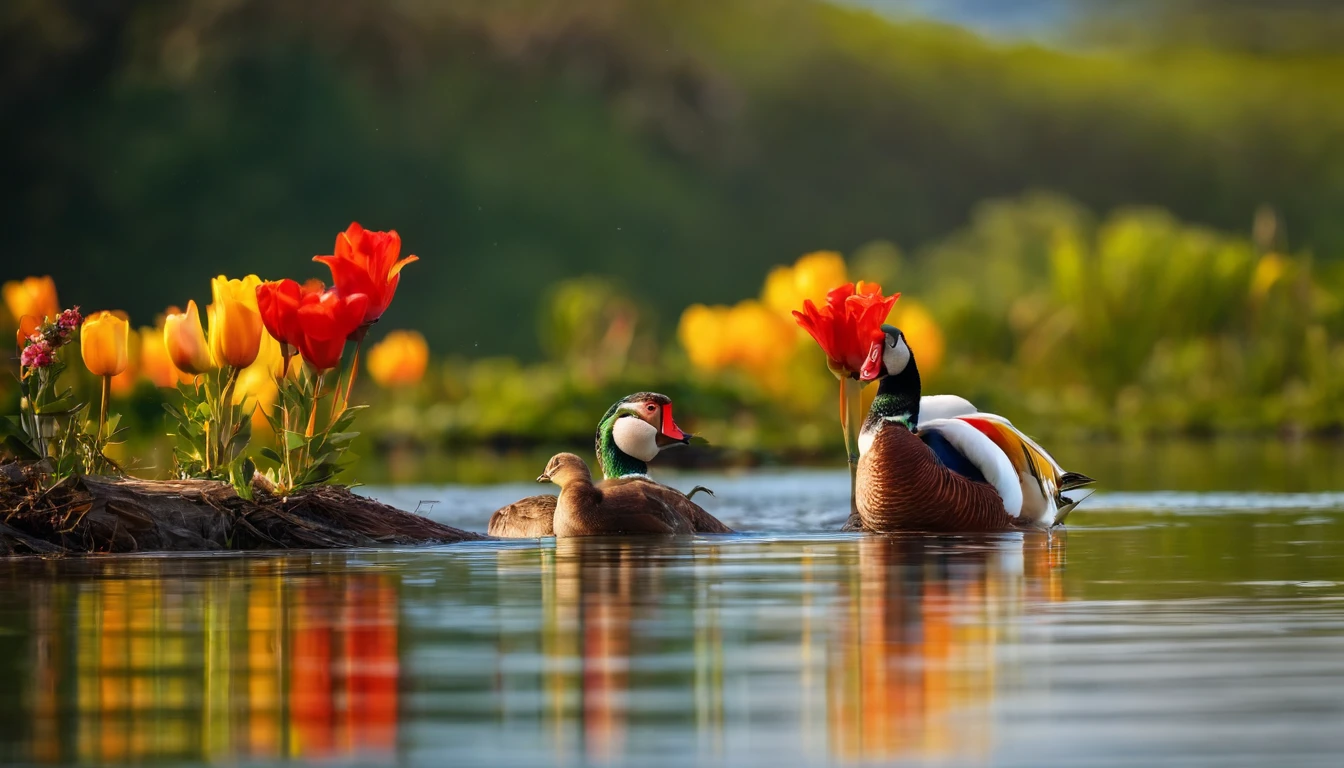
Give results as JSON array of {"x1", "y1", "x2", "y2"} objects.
[
  {"x1": 23, "y1": 559, "x2": 401, "y2": 764},
  {"x1": 828, "y1": 534, "x2": 1065, "y2": 762}
]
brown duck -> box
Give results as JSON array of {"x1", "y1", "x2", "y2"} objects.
[
  {"x1": 539, "y1": 453, "x2": 696, "y2": 537},
  {"x1": 488, "y1": 393, "x2": 732, "y2": 537},
  {"x1": 854, "y1": 325, "x2": 1093, "y2": 532}
]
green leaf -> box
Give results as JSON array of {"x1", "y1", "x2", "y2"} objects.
[
  {"x1": 258, "y1": 447, "x2": 283, "y2": 466},
  {"x1": 284, "y1": 431, "x2": 307, "y2": 451}
]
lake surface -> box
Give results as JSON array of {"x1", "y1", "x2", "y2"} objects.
[{"x1": 2, "y1": 447, "x2": 1344, "y2": 766}]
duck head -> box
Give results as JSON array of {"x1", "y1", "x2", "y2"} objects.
[
  {"x1": 596, "y1": 392, "x2": 692, "y2": 477},
  {"x1": 859, "y1": 325, "x2": 922, "y2": 427},
  {"x1": 537, "y1": 452, "x2": 593, "y2": 488}
]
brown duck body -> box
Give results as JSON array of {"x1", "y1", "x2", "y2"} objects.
[
  {"x1": 553, "y1": 476, "x2": 695, "y2": 538},
  {"x1": 488, "y1": 495, "x2": 558, "y2": 538},
  {"x1": 488, "y1": 482, "x2": 731, "y2": 538},
  {"x1": 856, "y1": 423, "x2": 1017, "y2": 533}
]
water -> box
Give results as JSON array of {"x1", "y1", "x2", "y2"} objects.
[{"x1": 2, "y1": 456, "x2": 1344, "y2": 766}]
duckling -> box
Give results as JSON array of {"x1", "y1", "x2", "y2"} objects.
[
  {"x1": 539, "y1": 453, "x2": 694, "y2": 537},
  {"x1": 489, "y1": 393, "x2": 731, "y2": 537},
  {"x1": 854, "y1": 325, "x2": 1094, "y2": 532}
]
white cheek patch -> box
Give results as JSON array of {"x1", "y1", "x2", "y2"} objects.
[
  {"x1": 612, "y1": 417, "x2": 660, "y2": 461},
  {"x1": 884, "y1": 338, "x2": 911, "y2": 375}
]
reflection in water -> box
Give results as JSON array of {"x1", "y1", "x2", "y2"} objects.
[
  {"x1": 508, "y1": 533, "x2": 1065, "y2": 765},
  {"x1": 20, "y1": 558, "x2": 399, "y2": 765},
  {"x1": 827, "y1": 534, "x2": 1064, "y2": 762}
]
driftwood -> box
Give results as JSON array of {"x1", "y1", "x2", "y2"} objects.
[{"x1": 0, "y1": 468, "x2": 486, "y2": 556}]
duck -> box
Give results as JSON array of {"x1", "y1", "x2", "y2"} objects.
[
  {"x1": 539, "y1": 453, "x2": 695, "y2": 537},
  {"x1": 488, "y1": 392, "x2": 732, "y2": 537},
  {"x1": 853, "y1": 324, "x2": 1093, "y2": 532}
]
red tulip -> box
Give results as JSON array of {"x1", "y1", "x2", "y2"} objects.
[
  {"x1": 296, "y1": 289, "x2": 370, "y2": 371},
  {"x1": 257, "y1": 278, "x2": 325, "y2": 349},
  {"x1": 313, "y1": 223, "x2": 417, "y2": 326},
  {"x1": 792, "y1": 281, "x2": 900, "y2": 380}
]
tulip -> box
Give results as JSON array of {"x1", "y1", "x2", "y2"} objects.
[
  {"x1": 208, "y1": 274, "x2": 264, "y2": 370},
  {"x1": 793, "y1": 281, "x2": 901, "y2": 516},
  {"x1": 3, "y1": 276, "x2": 59, "y2": 325},
  {"x1": 234, "y1": 363, "x2": 280, "y2": 430},
  {"x1": 313, "y1": 222, "x2": 417, "y2": 326},
  {"x1": 163, "y1": 301, "x2": 214, "y2": 375},
  {"x1": 367, "y1": 330, "x2": 429, "y2": 388},
  {"x1": 296, "y1": 288, "x2": 370, "y2": 372},
  {"x1": 15, "y1": 314, "x2": 40, "y2": 353},
  {"x1": 792, "y1": 282, "x2": 900, "y2": 381},
  {"x1": 138, "y1": 325, "x2": 189, "y2": 387},
  {"x1": 257, "y1": 278, "x2": 325, "y2": 374},
  {"x1": 677, "y1": 304, "x2": 734, "y2": 373},
  {"x1": 81, "y1": 310, "x2": 130, "y2": 439},
  {"x1": 81, "y1": 311, "x2": 130, "y2": 378}
]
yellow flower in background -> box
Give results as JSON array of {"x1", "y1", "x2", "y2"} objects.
[
  {"x1": 367, "y1": 330, "x2": 429, "y2": 388},
  {"x1": 164, "y1": 301, "x2": 214, "y2": 375},
  {"x1": 110, "y1": 327, "x2": 140, "y2": 396},
  {"x1": 887, "y1": 298, "x2": 945, "y2": 377},
  {"x1": 1250, "y1": 252, "x2": 1289, "y2": 300},
  {"x1": 3, "y1": 275, "x2": 59, "y2": 323},
  {"x1": 81, "y1": 311, "x2": 130, "y2": 377},
  {"x1": 208, "y1": 274, "x2": 264, "y2": 369},
  {"x1": 139, "y1": 325, "x2": 189, "y2": 387},
  {"x1": 725, "y1": 300, "x2": 798, "y2": 375},
  {"x1": 678, "y1": 304, "x2": 735, "y2": 372},
  {"x1": 762, "y1": 251, "x2": 848, "y2": 318}
]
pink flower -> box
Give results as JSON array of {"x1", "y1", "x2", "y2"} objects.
[
  {"x1": 57, "y1": 306, "x2": 83, "y2": 331},
  {"x1": 20, "y1": 340, "x2": 54, "y2": 370}
]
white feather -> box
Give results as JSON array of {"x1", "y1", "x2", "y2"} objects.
[
  {"x1": 612, "y1": 417, "x2": 660, "y2": 461},
  {"x1": 857, "y1": 427, "x2": 876, "y2": 457},
  {"x1": 918, "y1": 418, "x2": 1023, "y2": 517},
  {"x1": 918, "y1": 395, "x2": 978, "y2": 426}
]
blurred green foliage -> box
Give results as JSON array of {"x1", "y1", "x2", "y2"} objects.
[{"x1": 6, "y1": 0, "x2": 1344, "y2": 360}]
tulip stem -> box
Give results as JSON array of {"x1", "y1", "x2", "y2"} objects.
[
  {"x1": 98, "y1": 375, "x2": 110, "y2": 442},
  {"x1": 342, "y1": 325, "x2": 370, "y2": 413},
  {"x1": 839, "y1": 377, "x2": 864, "y2": 524}
]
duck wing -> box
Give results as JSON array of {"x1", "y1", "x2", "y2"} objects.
[
  {"x1": 488, "y1": 495, "x2": 557, "y2": 538},
  {"x1": 915, "y1": 419, "x2": 1025, "y2": 518},
  {"x1": 603, "y1": 478, "x2": 732, "y2": 533},
  {"x1": 917, "y1": 394, "x2": 978, "y2": 425},
  {"x1": 592, "y1": 481, "x2": 688, "y2": 534},
  {"x1": 953, "y1": 414, "x2": 1095, "y2": 527}
]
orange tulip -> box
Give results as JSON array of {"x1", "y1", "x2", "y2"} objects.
[
  {"x1": 163, "y1": 300, "x2": 214, "y2": 375},
  {"x1": 3, "y1": 276, "x2": 59, "y2": 324},
  {"x1": 313, "y1": 223, "x2": 417, "y2": 325},
  {"x1": 366, "y1": 330, "x2": 429, "y2": 387},
  {"x1": 208, "y1": 274, "x2": 264, "y2": 369},
  {"x1": 81, "y1": 311, "x2": 130, "y2": 377},
  {"x1": 15, "y1": 314, "x2": 40, "y2": 353},
  {"x1": 138, "y1": 326, "x2": 188, "y2": 387},
  {"x1": 793, "y1": 282, "x2": 900, "y2": 380}
]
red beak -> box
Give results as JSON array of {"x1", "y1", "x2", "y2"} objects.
[
  {"x1": 659, "y1": 403, "x2": 689, "y2": 442},
  {"x1": 859, "y1": 339, "x2": 884, "y2": 381}
]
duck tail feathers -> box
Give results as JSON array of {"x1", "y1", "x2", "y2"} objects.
[{"x1": 1059, "y1": 472, "x2": 1095, "y2": 492}]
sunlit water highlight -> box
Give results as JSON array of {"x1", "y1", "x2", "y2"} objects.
[{"x1": 1, "y1": 467, "x2": 1343, "y2": 766}]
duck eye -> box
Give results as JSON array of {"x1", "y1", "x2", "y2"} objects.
[{"x1": 646, "y1": 404, "x2": 657, "y2": 412}]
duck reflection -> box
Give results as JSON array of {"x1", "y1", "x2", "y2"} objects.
[
  {"x1": 529, "y1": 537, "x2": 704, "y2": 764},
  {"x1": 827, "y1": 533, "x2": 1065, "y2": 762},
  {"x1": 18, "y1": 557, "x2": 400, "y2": 765}
]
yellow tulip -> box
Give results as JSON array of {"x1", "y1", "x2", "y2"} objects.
[
  {"x1": 233, "y1": 363, "x2": 280, "y2": 428},
  {"x1": 208, "y1": 274, "x2": 264, "y2": 369},
  {"x1": 163, "y1": 300, "x2": 214, "y2": 375},
  {"x1": 3, "y1": 275, "x2": 59, "y2": 324},
  {"x1": 678, "y1": 304, "x2": 734, "y2": 372},
  {"x1": 367, "y1": 330, "x2": 429, "y2": 388},
  {"x1": 725, "y1": 300, "x2": 798, "y2": 375},
  {"x1": 761, "y1": 251, "x2": 848, "y2": 318},
  {"x1": 81, "y1": 311, "x2": 130, "y2": 377}
]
